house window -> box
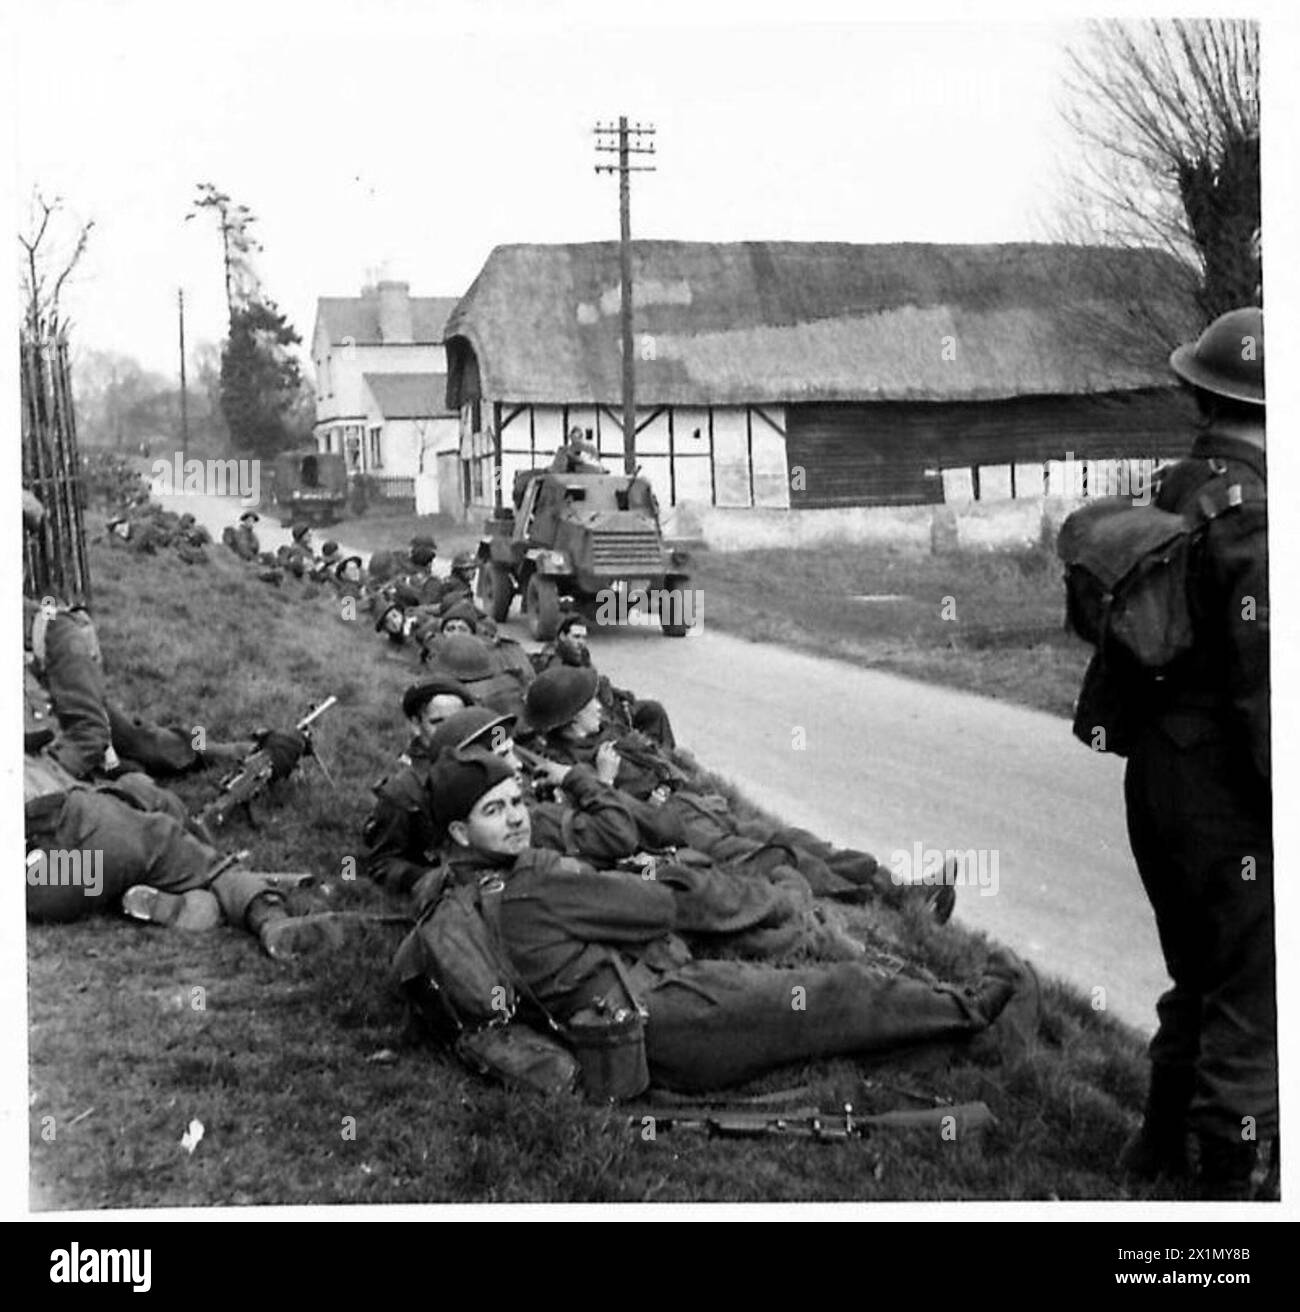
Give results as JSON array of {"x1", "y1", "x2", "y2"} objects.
[{"x1": 368, "y1": 425, "x2": 383, "y2": 470}]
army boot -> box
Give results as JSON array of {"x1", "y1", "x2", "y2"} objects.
[
  {"x1": 974, "y1": 948, "x2": 1041, "y2": 1053},
  {"x1": 122, "y1": 885, "x2": 222, "y2": 931},
  {"x1": 1193, "y1": 1133, "x2": 1258, "y2": 1201},
  {"x1": 1118, "y1": 1065, "x2": 1193, "y2": 1184}
]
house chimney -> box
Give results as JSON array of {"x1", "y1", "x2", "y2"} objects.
[{"x1": 377, "y1": 280, "x2": 413, "y2": 343}]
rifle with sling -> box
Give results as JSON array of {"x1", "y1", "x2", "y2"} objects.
[{"x1": 631, "y1": 1100, "x2": 995, "y2": 1141}]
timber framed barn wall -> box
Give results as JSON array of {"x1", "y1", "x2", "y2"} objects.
[
  {"x1": 443, "y1": 240, "x2": 1202, "y2": 514},
  {"x1": 785, "y1": 388, "x2": 1195, "y2": 508}
]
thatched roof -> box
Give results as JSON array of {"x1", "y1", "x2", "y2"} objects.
[
  {"x1": 444, "y1": 241, "x2": 1201, "y2": 407},
  {"x1": 363, "y1": 373, "x2": 454, "y2": 419},
  {"x1": 317, "y1": 294, "x2": 458, "y2": 346}
]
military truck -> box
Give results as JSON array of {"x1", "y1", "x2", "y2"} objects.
[
  {"x1": 268, "y1": 450, "x2": 350, "y2": 526},
  {"x1": 476, "y1": 469, "x2": 695, "y2": 640}
]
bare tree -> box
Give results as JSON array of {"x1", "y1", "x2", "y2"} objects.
[
  {"x1": 18, "y1": 190, "x2": 94, "y2": 339},
  {"x1": 1058, "y1": 18, "x2": 1260, "y2": 331},
  {"x1": 187, "y1": 181, "x2": 264, "y2": 324}
]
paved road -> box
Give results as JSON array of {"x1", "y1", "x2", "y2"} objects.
[
  {"x1": 161, "y1": 488, "x2": 1166, "y2": 1034},
  {"x1": 590, "y1": 622, "x2": 1164, "y2": 1033}
]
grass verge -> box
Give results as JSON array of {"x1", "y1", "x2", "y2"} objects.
[
  {"x1": 690, "y1": 536, "x2": 1092, "y2": 717},
  {"x1": 27, "y1": 524, "x2": 1171, "y2": 1206}
]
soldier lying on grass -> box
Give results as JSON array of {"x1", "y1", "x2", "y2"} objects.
[
  {"x1": 366, "y1": 701, "x2": 867, "y2": 962},
  {"x1": 25, "y1": 722, "x2": 351, "y2": 961},
  {"x1": 25, "y1": 597, "x2": 300, "y2": 784},
  {"x1": 363, "y1": 683, "x2": 635, "y2": 895},
  {"x1": 518, "y1": 665, "x2": 956, "y2": 921},
  {"x1": 413, "y1": 752, "x2": 1033, "y2": 1092},
  {"x1": 532, "y1": 613, "x2": 675, "y2": 748}
]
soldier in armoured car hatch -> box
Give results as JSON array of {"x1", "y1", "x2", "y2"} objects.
[{"x1": 549, "y1": 425, "x2": 606, "y2": 474}]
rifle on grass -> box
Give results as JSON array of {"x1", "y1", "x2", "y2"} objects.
[
  {"x1": 199, "y1": 696, "x2": 338, "y2": 829},
  {"x1": 630, "y1": 1100, "x2": 995, "y2": 1142}
]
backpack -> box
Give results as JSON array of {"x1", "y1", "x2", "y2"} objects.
[
  {"x1": 391, "y1": 873, "x2": 577, "y2": 1097},
  {"x1": 1057, "y1": 471, "x2": 1253, "y2": 670},
  {"x1": 1058, "y1": 463, "x2": 1264, "y2": 754}
]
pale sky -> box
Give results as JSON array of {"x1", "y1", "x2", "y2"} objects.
[{"x1": 13, "y1": 1, "x2": 1099, "y2": 376}]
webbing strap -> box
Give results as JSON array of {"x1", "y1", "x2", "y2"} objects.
[{"x1": 478, "y1": 879, "x2": 564, "y2": 1034}]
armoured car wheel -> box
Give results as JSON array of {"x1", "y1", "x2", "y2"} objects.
[
  {"x1": 660, "y1": 575, "x2": 693, "y2": 637},
  {"x1": 526, "y1": 575, "x2": 561, "y2": 641}
]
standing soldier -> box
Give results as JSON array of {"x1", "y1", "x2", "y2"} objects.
[{"x1": 1095, "y1": 308, "x2": 1273, "y2": 1200}]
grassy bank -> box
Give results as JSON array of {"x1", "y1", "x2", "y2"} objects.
[
  {"x1": 27, "y1": 525, "x2": 1165, "y2": 1207},
  {"x1": 691, "y1": 536, "x2": 1091, "y2": 717}
]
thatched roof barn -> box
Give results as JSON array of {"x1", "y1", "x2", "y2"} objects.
[{"x1": 444, "y1": 241, "x2": 1201, "y2": 509}]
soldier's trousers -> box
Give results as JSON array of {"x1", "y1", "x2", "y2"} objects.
[
  {"x1": 26, "y1": 786, "x2": 271, "y2": 928},
  {"x1": 107, "y1": 705, "x2": 203, "y2": 775},
  {"x1": 39, "y1": 611, "x2": 111, "y2": 779},
  {"x1": 40, "y1": 612, "x2": 201, "y2": 777},
  {"x1": 1125, "y1": 726, "x2": 1277, "y2": 1144},
  {"x1": 640, "y1": 958, "x2": 988, "y2": 1091}
]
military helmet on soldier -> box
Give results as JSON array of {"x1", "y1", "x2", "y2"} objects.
[
  {"x1": 401, "y1": 677, "x2": 473, "y2": 720},
  {"x1": 522, "y1": 665, "x2": 599, "y2": 734},
  {"x1": 429, "y1": 634, "x2": 495, "y2": 682},
  {"x1": 1169, "y1": 307, "x2": 1264, "y2": 407},
  {"x1": 429, "y1": 706, "x2": 517, "y2": 760}
]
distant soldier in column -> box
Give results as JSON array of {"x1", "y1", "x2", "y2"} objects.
[{"x1": 223, "y1": 510, "x2": 261, "y2": 561}]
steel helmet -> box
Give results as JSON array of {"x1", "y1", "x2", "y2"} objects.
[
  {"x1": 429, "y1": 706, "x2": 517, "y2": 760},
  {"x1": 522, "y1": 666, "x2": 599, "y2": 734},
  {"x1": 427, "y1": 634, "x2": 495, "y2": 682},
  {"x1": 1169, "y1": 307, "x2": 1264, "y2": 406}
]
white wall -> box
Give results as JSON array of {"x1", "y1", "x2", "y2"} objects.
[
  {"x1": 678, "y1": 495, "x2": 1068, "y2": 554},
  {"x1": 371, "y1": 416, "x2": 460, "y2": 479},
  {"x1": 318, "y1": 341, "x2": 446, "y2": 421},
  {"x1": 711, "y1": 409, "x2": 750, "y2": 507},
  {"x1": 750, "y1": 407, "x2": 790, "y2": 509}
]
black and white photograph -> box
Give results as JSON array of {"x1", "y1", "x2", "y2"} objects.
[{"x1": 8, "y1": 0, "x2": 1297, "y2": 1240}]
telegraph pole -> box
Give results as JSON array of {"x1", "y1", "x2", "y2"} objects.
[
  {"x1": 178, "y1": 288, "x2": 190, "y2": 462},
  {"x1": 594, "y1": 117, "x2": 656, "y2": 474}
]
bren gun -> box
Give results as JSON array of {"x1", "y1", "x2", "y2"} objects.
[{"x1": 198, "y1": 696, "x2": 338, "y2": 830}]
